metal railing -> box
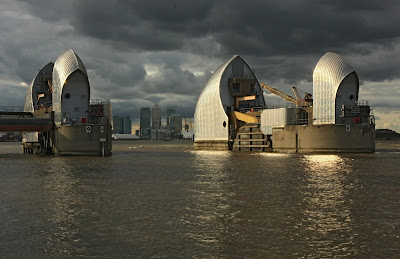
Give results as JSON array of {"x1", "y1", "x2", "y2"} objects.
[
  {"x1": 239, "y1": 106, "x2": 265, "y2": 113},
  {"x1": 90, "y1": 99, "x2": 110, "y2": 105},
  {"x1": 0, "y1": 106, "x2": 26, "y2": 112},
  {"x1": 263, "y1": 103, "x2": 297, "y2": 109},
  {"x1": 357, "y1": 100, "x2": 369, "y2": 106},
  {"x1": 34, "y1": 102, "x2": 52, "y2": 110}
]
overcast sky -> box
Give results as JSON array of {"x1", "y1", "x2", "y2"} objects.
[{"x1": 1, "y1": 0, "x2": 399, "y2": 130}]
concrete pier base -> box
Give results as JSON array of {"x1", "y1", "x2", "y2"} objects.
[
  {"x1": 273, "y1": 124, "x2": 375, "y2": 153},
  {"x1": 54, "y1": 124, "x2": 112, "y2": 156}
]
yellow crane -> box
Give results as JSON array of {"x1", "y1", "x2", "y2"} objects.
[
  {"x1": 260, "y1": 83, "x2": 312, "y2": 107},
  {"x1": 291, "y1": 87, "x2": 313, "y2": 106},
  {"x1": 260, "y1": 83, "x2": 296, "y2": 104},
  {"x1": 291, "y1": 87, "x2": 301, "y2": 101}
]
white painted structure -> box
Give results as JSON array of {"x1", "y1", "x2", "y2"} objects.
[
  {"x1": 313, "y1": 52, "x2": 359, "y2": 124},
  {"x1": 260, "y1": 108, "x2": 297, "y2": 135},
  {"x1": 52, "y1": 49, "x2": 90, "y2": 125},
  {"x1": 194, "y1": 55, "x2": 264, "y2": 143}
]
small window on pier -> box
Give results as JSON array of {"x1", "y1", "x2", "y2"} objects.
[
  {"x1": 232, "y1": 83, "x2": 240, "y2": 93},
  {"x1": 250, "y1": 84, "x2": 255, "y2": 94}
]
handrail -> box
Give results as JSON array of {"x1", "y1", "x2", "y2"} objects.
[
  {"x1": 0, "y1": 106, "x2": 26, "y2": 112},
  {"x1": 90, "y1": 99, "x2": 110, "y2": 105},
  {"x1": 34, "y1": 102, "x2": 53, "y2": 110}
]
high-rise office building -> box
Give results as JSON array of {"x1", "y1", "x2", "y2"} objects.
[
  {"x1": 123, "y1": 115, "x2": 131, "y2": 134},
  {"x1": 113, "y1": 115, "x2": 131, "y2": 134},
  {"x1": 140, "y1": 108, "x2": 151, "y2": 139},
  {"x1": 170, "y1": 114, "x2": 182, "y2": 133},
  {"x1": 113, "y1": 116, "x2": 122, "y2": 134},
  {"x1": 152, "y1": 104, "x2": 161, "y2": 129}
]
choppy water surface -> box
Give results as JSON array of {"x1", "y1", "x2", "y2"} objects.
[{"x1": 0, "y1": 140, "x2": 399, "y2": 258}]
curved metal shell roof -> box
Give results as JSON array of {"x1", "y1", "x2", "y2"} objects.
[
  {"x1": 313, "y1": 52, "x2": 355, "y2": 124},
  {"x1": 313, "y1": 52, "x2": 354, "y2": 90},
  {"x1": 23, "y1": 85, "x2": 33, "y2": 112},
  {"x1": 53, "y1": 49, "x2": 87, "y2": 88},
  {"x1": 52, "y1": 49, "x2": 89, "y2": 124},
  {"x1": 194, "y1": 55, "x2": 264, "y2": 141},
  {"x1": 24, "y1": 62, "x2": 54, "y2": 112}
]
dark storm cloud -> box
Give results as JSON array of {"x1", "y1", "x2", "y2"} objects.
[
  {"x1": 3, "y1": 0, "x2": 400, "y2": 126},
  {"x1": 89, "y1": 60, "x2": 146, "y2": 86},
  {"x1": 16, "y1": 0, "x2": 72, "y2": 21},
  {"x1": 16, "y1": 0, "x2": 400, "y2": 82},
  {"x1": 67, "y1": 0, "x2": 215, "y2": 51},
  {"x1": 69, "y1": 0, "x2": 399, "y2": 55}
]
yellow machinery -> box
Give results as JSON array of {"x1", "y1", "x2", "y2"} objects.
[
  {"x1": 260, "y1": 83, "x2": 296, "y2": 104},
  {"x1": 235, "y1": 95, "x2": 256, "y2": 109},
  {"x1": 291, "y1": 87, "x2": 301, "y2": 101},
  {"x1": 231, "y1": 111, "x2": 259, "y2": 123},
  {"x1": 260, "y1": 83, "x2": 312, "y2": 107},
  {"x1": 291, "y1": 87, "x2": 313, "y2": 106},
  {"x1": 229, "y1": 110, "x2": 261, "y2": 139},
  {"x1": 229, "y1": 94, "x2": 261, "y2": 134}
]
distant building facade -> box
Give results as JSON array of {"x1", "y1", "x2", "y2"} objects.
[
  {"x1": 113, "y1": 115, "x2": 131, "y2": 134},
  {"x1": 152, "y1": 104, "x2": 161, "y2": 129},
  {"x1": 139, "y1": 106, "x2": 186, "y2": 140},
  {"x1": 140, "y1": 108, "x2": 151, "y2": 139},
  {"x1": 123, "y1": 115, "x2": 131, "y2": 134},
  {"x1": 113, "y1": 116, "x2": 123, "y2": 134},
  {"x1": 166, "y1": 108, "x2": 175, "y2": 127},
  {"x1": 170, "y1": 114, "x2": 182, "y2": 134}
]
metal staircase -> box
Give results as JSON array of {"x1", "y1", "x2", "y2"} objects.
[{"x1": 232, "y1": 123, "x2": 272, "y2": 151}]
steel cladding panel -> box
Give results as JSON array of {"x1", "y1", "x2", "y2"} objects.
[
  {"x1": 194, "y1": 58, "x2": 229, "y2": 141},
  {"x1": 195, "y1": 55, "x2": 265, "y2": 141},
  {"x1": 52, "y1": 49, "x2": 88, "y2": 124},
  {"x1": 24, "y1": 63, "x2": 54, "y2": 112},
  {"x1": 313, "y1": 52, "x2": 355, "y2": 124},
  {"x1": 24, "y1": 82, "x2": 34, "y2": 112},
  {"x1": 61, "y1": 71, "x2": 89, "y2": 123},
  {"x1": 219, "y1": 64, "x2": 234, "y2": 107},
  {"x1": 261, "y1": 108, "x2": 293, "y2": 135},
  {"x1": 335, "y1": 72, "x2": 359, "y2": 123}
]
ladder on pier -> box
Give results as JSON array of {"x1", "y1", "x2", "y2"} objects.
[{"x1": 232, "y1": 123, "x2": 272, "y2": 151}]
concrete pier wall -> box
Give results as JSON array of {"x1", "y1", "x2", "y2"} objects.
[
  {"x1": 54, "y1": 124, "x2": 112, "y2": 155},
  {"x1": 273, "y1": 124, "x2": 375, "y2": 153}
]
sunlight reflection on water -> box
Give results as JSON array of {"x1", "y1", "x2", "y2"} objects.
[
  {"x1": 181, "y1": 150, "x2": 237, "y2": 252},
  {"x1": 299, "y1": 154, "x2": 356, "y2": 257},
  {"x1": 254, "y1": 152, "x2": 292, "y2": 158},
  {"x1": 41, "y1": 159, "x2": 84, "y2": 256}
]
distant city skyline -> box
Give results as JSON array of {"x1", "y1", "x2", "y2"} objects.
[{"x1": 0, "y1": 1, "x2": 399, "y2": 131}]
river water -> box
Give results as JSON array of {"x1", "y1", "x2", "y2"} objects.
[{"x1": 0, "y1": 140, "x2": 399, "y2": 258}]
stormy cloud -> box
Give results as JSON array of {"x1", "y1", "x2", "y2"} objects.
[{"x1": 1, "y1": 0, "x2": 400, "y2": 130}]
